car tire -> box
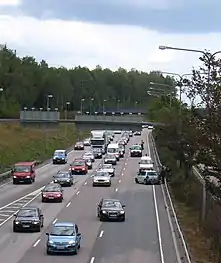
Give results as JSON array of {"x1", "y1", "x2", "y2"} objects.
[
  {"x1": 13, "y1": 226, "x2": 18, "y2": 232},
  {"x1": 58, "y1": 198, "x2": 62, "y2": 203},
  {"x1": 41, "y1": 198, "x2": 45, "y2": 203},
  {"x1": 121, "y1": 217, "x2": 125, "y2": 222},
  {"x1": 144, "y1": 179, "x2": 148, "y2": 185},
  {"x1": 13, "y1": 179, "x2": 17, "y2": 184},
  {"x1": 36, "y1": 225, "x2": 41, "y2": 232},
  {"x1": 135, "y1": 178, "x2": 139, "y2": 184},
  {"x1": 78, "y1": 242, "x2": 81, "y2": 249},
  {"x1": 46, "y1": 249, "x2": 51, "y2": 255},
  {"x1": 100, "y1": 216, "x2": 104, "y2": 222}
]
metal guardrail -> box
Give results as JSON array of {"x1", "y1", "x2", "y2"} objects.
[{"x1": 151, "y1": 134, "x2": 192, "y2": 263}]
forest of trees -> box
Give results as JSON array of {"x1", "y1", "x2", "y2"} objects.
[{"x1": 0, "y1": 45, "x2": 176, "y2": 117}]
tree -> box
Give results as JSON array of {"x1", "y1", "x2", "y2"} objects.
[{"x1": 0, "y1": 45, "x2": 175, "y2": 117}]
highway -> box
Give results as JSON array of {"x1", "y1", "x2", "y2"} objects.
[{"x1": 0, "y1": 130, "x2": 181, "y2": 263}]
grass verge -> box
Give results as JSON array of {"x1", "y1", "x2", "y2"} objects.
[
  {"x1": 154, "y1": 133, "x2": 215, "y2": 263},
  {"x1": 0, "y1": 122, "x2": 88, "y2": 173}
]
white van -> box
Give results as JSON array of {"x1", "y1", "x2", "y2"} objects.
[
  {"x1": 139, "y1": 156, "x2": 154, "y2": 171},
  {"x1": 107, "y1": 143, "x2": 120, "y2": 161}
]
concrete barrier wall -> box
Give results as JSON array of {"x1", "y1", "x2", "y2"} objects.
[
  {"x1": 75, "y1": 114, "x2": 143, "y2": 123},
  {"x1": 20, "y1": 111, "x2": 60, "y2": 122}
]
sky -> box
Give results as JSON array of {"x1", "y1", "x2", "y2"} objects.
[{"x1": 0, "y1": 0, "x2": 221, "y2": 79}]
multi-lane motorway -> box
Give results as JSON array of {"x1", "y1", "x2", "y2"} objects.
[{"x1": 0, "y1": 130, "x2": 183, "y2": 263}]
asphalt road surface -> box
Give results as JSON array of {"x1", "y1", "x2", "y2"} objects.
[{"x1": 0, "y1": 130, "x2": 181, "y2": 263}]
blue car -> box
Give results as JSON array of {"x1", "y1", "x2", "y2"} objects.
[
  {"x1": 52, "y1": 150, "x2": 68, "y2": 164},
  {"x1": 46, "y1": 222, "x2": 81, "y2": 255}
]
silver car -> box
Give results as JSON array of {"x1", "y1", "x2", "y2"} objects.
[
  {"x1": 135, "y1": 170, "x2": 160, "y2": 185},
  {"x1": 82, "y1": 157, "x2": 92, "y2": 169},
  {"x1": 83, "y1": 152, "x2": 95, "y2": 162},
  {"x1": 93, "y1": 170, "x2": 111, "y2": 186},
  {"x1": 83, "y1": 138, "x2": 91, "y2": 146},
  {"x1": 101, "y1": 164, "x2": 115, "y2": 177},
  {"x1": 104, "y1": 154, "x2": 117, "y2": 165}
]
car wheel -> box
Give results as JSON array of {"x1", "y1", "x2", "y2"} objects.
[
  {"x1": 100, "y1": 216, "x2": 104, "y2": 221},
  {"x1": 41, "y1": 198, "x2": 45, "y2": 203},
  {"x1": 144, "y1": 179, "x2": 148, "y2": 185},
  {"x1": 78, "y1": 242, "x2": 81, "y2": 249},
  {"x1": 46, "y1": 249, "x2": 51, "y2": 255},
  {"x1": 135, "y1": 178, "x2": 139, "y2": 183},
  {"x1": 13, "y1": 179, "x2": 17, "y2": 184},
  {"x1": 13, "y1": 226, "x2": 18, "y2": 232},
  {"x1": 36, "y1": 225, "x2": 41, "y2": 232},
  {"x1": 121, "y1": 217, "x2": 125, "y2": 222}
]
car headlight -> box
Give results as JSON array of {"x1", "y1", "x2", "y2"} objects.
[
  {"x1": 66, "y1": 179, "x2": 70, "y2": 181},
  {"x1": 26, "y1": 176, "x2": 30, "y2": 178},
  {"x1": 48, "y1": 240, "x2": 54, "y2": 244},
  {"x1": 82, "y1": 168, "x2": 85, "y2": 170},
  {"x1": 102, "y1": 211, "x2": 107, "y2": 213},
  {"x1": 54, "y1": 180, "x2": 57, "y2": 182},
  {"x1": 69, "y1": 240, "x2": 75, "y2": 245},
  {"x1": 120, "y1": 211, "x2": 125, "y2": 214},
  {"x1": 15, "y1": 221, "x2": 20, "y2": 224}
]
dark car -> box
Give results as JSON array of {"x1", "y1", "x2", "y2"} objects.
[
  {"x1": 97, "y1": 198, "x2": 126, "y2": 221},
  {"x1": 119, "y1": 145, "x2": 125, "y2": 157},
  {"x1": 53, "y1": 171, "x2": 73, "y2": 186},
  {"x1": 92, "y1": 148, "x2": 103, "y2": 159},
  {"x1": 41, "y1": 183, "x2": 63, "y2": 202},
  {"x1": 13, "y1": 206, "x2": 44, "y2": 232},
  {"x1": 74, "y1": 142, "x2": 84, "y2": 150}
]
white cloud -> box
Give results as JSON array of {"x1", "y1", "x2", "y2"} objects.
[
  {"x1": 0, "y1": 14, "x2": 221, "y2": 79},
  {"x1": 0, "y1": 0, "x2": 21, "y2": 6}
]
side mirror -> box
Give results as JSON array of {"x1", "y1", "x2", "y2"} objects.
[
  {"x1": 138, "y1": 162, "x2": 140, "y2": 164},
  {"x1": 14, "y1": 213, "x2": 17, "y2": 216},
  {"x1": 122, "y1": 205, "x2": 126, "y2": 208},
  {"x1": 40, "y1": 214, "x2": 43, "y2": 217},
  {"x1": 46, "y1": 233, "x2": 49, "y2": 236},
  {"x1": 70, "y1": 164, "x2": 72, "y2": 166},
  {"x1": 41, "y1": 190, "x2": 43, "y2": 192},
  {"x1": 77, "y1": 233, "x2": 81, "y2": 236}
]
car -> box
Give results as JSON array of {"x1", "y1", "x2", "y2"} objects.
[
  {"x1": 118, "y1": 139, "x2": 126, "y2": 146},
  {"x1": 83, "y1": 152, "x2": 95, "y2": 162},
  {"x1": 41, "y1": 183, "x2": 63, "y2": 202},
  {"x1": 92, "y1": 148, "x2": 103, "y2": 159},
  {"x1": 83, "y1": 138, "x2": 91, "y2": 146},
  {"x1": 104, "y1": 154, "x2": 117, "y2": 165},
  {"x1": 97, "y1": 198, "x2": 125, "y2": 221},
  {"x1": 69, "y1": 159, "x2": 88, "y2": 175},
  {"x1": 134, "y1": 131, "x2": 141, "y2": 136},
  {"x1": 53, "y1": 171, "x2": 73, "y2": 186},
  {"x1": 92, "y1": 170, "x2": 111, "y2": 186},
  {"x1": 52, "y1": 150, "x2": 68, "y2": 164},
  {"x1": 101, "y1": 164, "x2": 115, "y2": 176},
  {"x1": 82, "y1": 156, "x2": 92, "y2": 169},
  {"x1": 119, "y1": 145, "x2": 125, "y2": 157},
  {"x1": 148, "y1": 125, "x2": 154, "y2": 129},
  {"x1": 13, "y1": 206, "x2": 44, "y2": 232},
  {"x1": 74, "y1": 142, "x2": 84, "y2": 150},
  {"x1": 139, "y1": 156, "x2": 154, "y2": 171},
  {"x1": 12, "y1": 161, "x2": 36, "y2": 184},
  {"x1": 114, "y1": 130, "x2": 122, "y2": 134},
  {"x1": 46, "y1": 222, "x2": 81, "y2": 255},
  {"x1": 130, "y1": 144, "x2": 142, "y2": 157},
  {"x1": 129, "y1": 131, "x2": 133, "y2": 137},
  {"x1": 135, "y1": 170, "x2": 160, "y2": 185}
]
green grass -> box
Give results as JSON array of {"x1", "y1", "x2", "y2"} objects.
[{"x1": 0, "y1": 122, "x2": 88, "y2": 173}]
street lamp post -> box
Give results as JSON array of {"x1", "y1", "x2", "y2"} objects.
[
  {"x1": 103, "y1": 99, "x2": 106, "y2": 113},
  {"x1": 47, "y1": 94, "x2": 53, "y2": 111},
  {"x1": 90, "y1": 98, "x2": 94, "y2": 115},
  {"x1": 159, "y1": 45, "x2": 221, "y2": 84},
  {"x1": 65, "y1": 102, "x2": 70, "y2": 147},
  {"x1": 80, "y1": 98, "x2": 85, "y2": 114},
  {"x1": 148, "y1": 86, "x2": 173, "y2": 105},
  {"x1": 149, "y1": 82, "x2": 175, "y2": 105}
]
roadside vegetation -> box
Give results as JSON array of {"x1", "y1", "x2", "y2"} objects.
[
  {"x1": 148, "y1": 53, "x2": 221, "y2": 263},
  {"x1": 0, "y1": 123, "x2": 87, "y2": 173}
]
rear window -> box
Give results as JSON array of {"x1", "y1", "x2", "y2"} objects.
[{"x1": 73, "y1": 160, "x2": 85, "y2": 166}]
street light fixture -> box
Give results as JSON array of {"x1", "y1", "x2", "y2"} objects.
[
  {"x1": 80, "y1": 98, "x2": 85, "y2": 114},
  {"x1": 0, "y1": 88, "x2": 3, "y2": 92},
  {"x1": 103, "y1": 99, "x2": 106, "y2": 113},
  {"x1": 24, "y1": 107, "x2": 28, "y2": 111},
  {"x1": 90, "y1": 98, "x2": 94, "y2": 115}
]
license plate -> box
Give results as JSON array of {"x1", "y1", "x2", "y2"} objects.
[
  {"x1": 22, "y1": 225, "x2": 30, "y2": 228},
  {"x1": 48, "y1": 197, "x2": 54, "y2": 199},
  {"x1": 56, "y1": 245, "x2": 65, "y2": 249}
]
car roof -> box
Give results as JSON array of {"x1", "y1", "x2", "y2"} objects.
[
  {"x1": 19, "y1": 206, "x2": 38, "y2": 210},
  {"x1": 15, "y1": 161, "x2": 35, "y2": 166},
  {"x1": 45, "y1": 183, "x2": 61, "y2": 187},
  {"x1": 141, "y1": 156, "x2": 152, "y2": 160},
  {"x1": 74, "y1": 158, "x2": 84, "y2": 161},
  {"x1": 102, "y1": 198, "x2": 121, "y2": 203},
  {"x1": 54, "y1": 222, "x2": 75, "y2": 227},
  {"x1": 57, "y1": 170, "x2": 69, "y2": 173},
  {"x1": 54, "y1": 149, "x2": 65, "y2": 152}
]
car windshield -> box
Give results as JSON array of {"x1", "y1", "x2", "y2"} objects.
[
  {"x1": 93, "y1": 148, "x2": 101, "y2": 152},
  {"x1": 14, "y1": 165, "x2": 31, "y2": 172},
  {"x1": 131, "y1": 145, "x2": 141, "y2": 150},
  {"x1": 140, "y1": 159, "x2": 152, "y2": 164},
  {"x1": 147, "y1": 172, "x2": 158, "y2": 177},
  {"x1": 51, "y1": 226, "x2": 75, "y2": 236},
  {"x1": 43, "y1": 185, "x2": 60, "y2": 192},
  {"x1": 84, "y1": 158, "x2": 91, "y2": 161},
  {"x1": 103, "y1": 164, "x2": 112, "y2": 169},
  {"x1": 76, "y1": 142, "x2": 83, "y2": 145},
  {"x1": 103, "y1": 200, "x2": 122, "y2": 208},
  {"x1": 54, "y1": 151, "x2": 64, "y2": 156},
  {"x1": 55, "y1": 173, "x2": 70, "y2": 178},
  {"x1": 73, "y1": 160, "x2": 85, "y2": 166},
  {"x1": 108, "y1": 148, "x2": 117, "y2": 153},
  {"x1": 95, "y1": 172, "x2": 109, "y2": 177},
  {"x1": 106, "y1": 155, "x2": 115, "y2": 159},
  {"x1": 17, "y1": 209, "x2": 37, "y2": 217},
  {"x1": 119, "y1": 145, "x2": 124, "y2": 149}
]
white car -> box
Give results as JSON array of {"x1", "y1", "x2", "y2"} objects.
[
  {"x1": 83, "y1": 138, "x2": 91, "y2": 146},
  {"x1": 101, "y1": 164, "x2": 115, "y2": 177},
  {"x1": 104, "y1": 154, "x2": 117, "y2": 165},
  {"x1": 83, "y1": 152, "x2": 95, "y2": 162},
  {"x1": 82, "y1": 156, "x2": 92, "y2": 169},
  {"x1": 139, "y1": 156, "x2": 154, "y2": 171},
  {"x1": 92, "y1": 170, "x2": 111, "y2": 186}
]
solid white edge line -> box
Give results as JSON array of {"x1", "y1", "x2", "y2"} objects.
[
  {"x1": 99, "y1": 230, "x2": 104, "y2": 238},
  {"x1": 52, "y1": 218, "x2": 58, "y2": 224},
  {"x1": 84, "y1": 181, "x2": 87, "y2": 185},
  {"x1": 33, "y1": 239, "x2": 41, "y2": 247},
  {"x1": 115, "y1": 188, "x2": 118, "y2": 192},
  {"x1": 119, "y1": 180, "x2": 121, "y2": 183},
  {"x1": 90, "y1": 256, "x2": 95, "y2": 263},
  {"x1": 152, "y1": 185, "x2": 165, "y2": 263},
  {"x1": 66, "y1": 202, "x2": 71, "y2": 208},
  {"x1": 76, "y1": 191, "x2": 80, "y2": 195},
  {"x1": 161, "y1": 184, "x2": 182, "y2": 263}
]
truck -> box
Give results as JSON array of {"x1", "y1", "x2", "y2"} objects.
[{"x1": 90, "y1": 130, "x2": 108, "y2": 154}]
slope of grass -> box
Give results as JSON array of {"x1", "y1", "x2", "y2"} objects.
[{"x1": 0, "y1": 122, "x2": 88, "y2": 173}]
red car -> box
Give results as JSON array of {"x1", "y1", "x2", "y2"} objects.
[
  {"x1": 41, "y1": 183, "x2": 63, "y2": 202},
  {"x1": 12, "y1": 161, "x2": 36, "y2": 184},
  {"x1": 74, "y1": 142, "x2": 84, "y2": 150},
  {"x1": 69, "y1": 159, "x2": 88, "y2": 175}
]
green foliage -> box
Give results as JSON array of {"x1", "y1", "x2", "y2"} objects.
[{"x1": 0, "y1": 45, "x2": 175, "y2": 117}]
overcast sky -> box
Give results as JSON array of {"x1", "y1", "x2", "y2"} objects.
[{"x1": 0, "y1": 0, "x2": 220, "y2": 79}]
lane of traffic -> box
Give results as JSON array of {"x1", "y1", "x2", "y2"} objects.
[
  {"x1": 88, "y1": 130, "x2": 162, "y2": 263},
  {"x1": 15, "y1": 134, "x2": 138, "y2": 263}
]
